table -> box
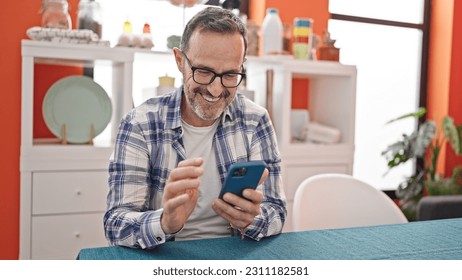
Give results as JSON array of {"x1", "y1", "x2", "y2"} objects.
[{"x1": 77, "y1": 218, "x2": 462, "y2": 260}]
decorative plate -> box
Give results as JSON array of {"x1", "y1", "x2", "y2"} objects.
[{"x1": 42, "y1": 76, "x2": 112, "y2": 144}]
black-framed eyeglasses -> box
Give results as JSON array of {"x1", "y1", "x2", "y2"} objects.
[{"x1": 182, "y1": 52, "x2": 246, "y2": 88}]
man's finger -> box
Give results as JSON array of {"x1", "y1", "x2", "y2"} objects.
[
  {"x1": 224, "y1": 192, "x2": 261, "y2": 216},
  {"x1": 212, "y1": 199, "x2": 254, "y2": 228},
  {"x1": 164, "y1": 178, "x2": 201, "y2": 196},
  {"x1": 242, "y1": 188, "x2": 264, "y2": 204},
  {"x1": 178, "y1": 157, "x2": 204, "y2": 167},
  {"x1": 163, "y1": 193, "x2": 191, "y2": 212},
  {"x1": 168, "y1": 166, "x2": 204, "y2": 182},
  {"x1": 258, "y1": 168, "x2": 269, "y2": 185}
]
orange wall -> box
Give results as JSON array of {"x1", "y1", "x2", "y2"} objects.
[
  {"x1": 427, "y1": 0, "x2": 453, "y2": 174},
  {"x1": 427, "y1": 0, "x2": 462, "y2": 176},
  {"x1": 250, "y1": 0, "x2": 329, "y2": 34},
  {"x1": 446, "y1": 0, "x2": 462, "y2": 174},
  {"x1": 0, "y1": 0, "x2": 80, "y2": 259},
  {"x1": 1, "y1": 1, "x2": 39, "y2": 260}
]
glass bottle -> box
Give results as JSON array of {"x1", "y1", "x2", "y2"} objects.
[
  {"x1": 77, "y1": 0, "x2": 103, "y2": 38},
  {"x1": 41, "y1": 0, "x2": 72, "y2": 29}
]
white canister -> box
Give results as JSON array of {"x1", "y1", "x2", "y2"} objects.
[{"x1": 261, "y1": 8, "x2": 283, "y2": 55}]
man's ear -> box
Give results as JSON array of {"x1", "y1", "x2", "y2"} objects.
[{"x1": 173, "y1": 47, "x2": 183, "y2": 72}]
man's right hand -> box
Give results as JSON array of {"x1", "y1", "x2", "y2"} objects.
[{"x1": 161, "y1": 157, "x2": 204, "y2": 234}]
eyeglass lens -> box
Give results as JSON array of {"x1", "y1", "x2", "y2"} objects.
[
  {"x1": 193, "y1": 69, "x2": 243, "y2": 88},
  {"x1": 183, "y1": 52, "x2": 244, "y2": 88}
]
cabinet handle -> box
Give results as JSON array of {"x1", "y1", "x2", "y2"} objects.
[
  {"x1": 75, "y1": 232, "x2": 80, "y2": 238},
  {"x1": 76, "y1": 190, "x2": 82, "y2": 196}
]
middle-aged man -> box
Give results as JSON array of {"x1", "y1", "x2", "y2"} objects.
[{"x1": 104, "y1": 7, "x2": 286, "y2": 249}]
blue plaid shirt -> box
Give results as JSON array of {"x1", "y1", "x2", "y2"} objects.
[{"x1": 104, "y1": 87, "x2": 286, "y2": 249}]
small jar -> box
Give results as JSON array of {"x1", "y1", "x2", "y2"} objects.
[
  {"x1": 41, "y1": 0, "x2": 72, "y2": 29},
  {"x1": 246, "y1": 19, "x2": 260, "y2": 56},
  {"x1": 77, "y1": 0, "x2": 103, "y2": 38}
]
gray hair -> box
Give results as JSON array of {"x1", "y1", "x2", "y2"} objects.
[{"x1": 180, "y1": 7, "x2": 247, "y2": 56}]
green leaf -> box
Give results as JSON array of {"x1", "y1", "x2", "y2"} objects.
[
  {"x1": 414, "y1": 121, "x2": 436, "y2": 157},
  {"x1": 382, "y1": 135, "x2": 414, "y2": 168},
  {"x1": 386, "y1": 107, "x2": 426, "y2": 125},
  {"x1": 442, "y1": 116, "x2": 462, "y2": 154},
  {"x1": 458, "y1": 125, "x2": 462, "y2": 152},
  {"x1": 395, "y1": 171, "x2": 424, "y2": 200}
]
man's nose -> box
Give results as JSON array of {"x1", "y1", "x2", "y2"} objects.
[{"x1": 207, "y1": 76, "x2": 224, "y2": 97}]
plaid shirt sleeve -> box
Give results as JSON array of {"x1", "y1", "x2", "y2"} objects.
[
  {"x1": 247, "y1": 118, "x2": 286, "y2": 240},
  {"x1": 104, "y1": 106, "x2": 177, "y2": 249},
  {"x1": 104, "y1": 93, "x2": 181, "y2": 248}
]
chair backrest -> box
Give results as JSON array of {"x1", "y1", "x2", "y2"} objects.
[{"x1": 292, "y1": 173, "x2": 408, "y2": 231}]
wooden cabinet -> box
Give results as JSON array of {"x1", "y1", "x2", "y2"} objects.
[{"x1": 245, "y1": 57, "x2": 357, "y2": 231}]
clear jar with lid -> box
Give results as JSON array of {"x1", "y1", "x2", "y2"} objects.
[
  {"x1": 77, "y1": 0, "x2": 103, "y2": 38},
  {"x1": 41, "y1": 0, "x2": 72, "y2": 29}
]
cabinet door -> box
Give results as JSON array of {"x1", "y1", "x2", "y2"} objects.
[
  {"x1": 32, "y1": 171, "x2": 108, "y2": 215},
  {"x1": 31, "y1": 213, "x2": 107, "y2": 260}
]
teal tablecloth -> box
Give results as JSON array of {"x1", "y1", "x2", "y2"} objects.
[{"x1": 78, "y1": 218, "x2": 462, "y2": 260}]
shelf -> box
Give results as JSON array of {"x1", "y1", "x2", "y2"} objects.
[
  {"x1": 22, "y1": 40, "x2": 173, "y2": 65},
  {"x1": 246, "y1": 58, "x2": 356, "y2": 149},
  {"x1": 21, "y1": 40, "x2": 138, "y2": 148},
  {"x1": 22, "y1": 40, "x2": 132, "y2": 63},
  {"x1": 246, "y1": 55, "x2": 356, "y2": 77},
  {"x1": 245, "y1": 56, "x2": 357, "y2": 233}
]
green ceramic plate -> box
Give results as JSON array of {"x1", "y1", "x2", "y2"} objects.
[{"x1": 42, "y1": 76, "x2": 112, "y2": 144}]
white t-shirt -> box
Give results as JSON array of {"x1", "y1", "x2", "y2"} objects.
[{"x1": 175, "y1": 120, "x2": 230, "y2": 241}]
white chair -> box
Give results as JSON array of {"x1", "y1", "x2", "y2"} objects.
[{"x1": 292, "y1": 173, "x2": 408, "y2": 231}]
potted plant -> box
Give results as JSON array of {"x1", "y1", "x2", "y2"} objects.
[{"x1": 382, "y1": 108, "x2": 462, "y2": 220}]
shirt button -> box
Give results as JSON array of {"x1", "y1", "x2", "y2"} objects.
[{"x1": 156, "y1": 237, "x2": 162, "y2": 242}]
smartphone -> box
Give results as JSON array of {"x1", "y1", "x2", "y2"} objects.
[{"x1": 219, "y1": 161, "x2": 266, "y2": 199}]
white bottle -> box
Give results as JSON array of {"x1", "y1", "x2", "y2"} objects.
[{"x1": 261, "y1": 8, "x2": 283, "y2": 55}]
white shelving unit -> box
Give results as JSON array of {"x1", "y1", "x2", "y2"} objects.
[
  {"x1": 246, "y1": 56, "x2": 357, "y2": 231},
  {"x1": 19, "y1": 40, "x2": 163, "y2": 259}
]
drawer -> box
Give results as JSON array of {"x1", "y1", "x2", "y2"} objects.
[
  {"x1": 32, "y1": 171, "x2": 108, "y2": 215},
  {"x1": 285, "y1": 164, "x2": 348, "y2": 200},
  {"x1": 31, "y1": 213, "x2": 108, "y2": 260}
]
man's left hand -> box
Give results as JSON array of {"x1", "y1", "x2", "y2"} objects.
[{"x1": 212, "y1": 169, "x2": 268, "y2": 230}]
